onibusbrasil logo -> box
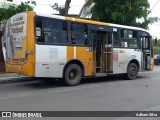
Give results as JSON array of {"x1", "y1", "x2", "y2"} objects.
[{"x1": 2, "y1": 112, "x2": 42, "y2": 118}]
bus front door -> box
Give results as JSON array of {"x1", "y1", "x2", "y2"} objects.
[{"x1": 141, "y1": 36, "x2": 151, "y2": 71}]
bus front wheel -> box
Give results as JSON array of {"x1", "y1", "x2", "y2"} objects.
[
  {"x1": 63, "y1": 64, "x2": 82, "y2": 86},
  {"x1": 126, "y1": 63, "x2": 138, "y2": 80}
]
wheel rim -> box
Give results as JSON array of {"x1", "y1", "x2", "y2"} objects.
[
  {"x1": 129, "y1": 66, "x2": 137, "y2": 76},
  {"x1": 69, "y1": 69, "x2": 77, "y2": 80}
]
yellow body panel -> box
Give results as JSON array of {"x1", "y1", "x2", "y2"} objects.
[
  {"x1": 67, "y1": 46, "x2": 74, "y2": 61},
  {"x1": 76, "y1": 47, "x2": 93, "y2": 76},
  {"x1": 67, "y1": 46, "x2": 93, "y2": 76},
  {"x1": 65, "y1": 17, "x2": 109, "y2": 26},
  {"x1": 6, "y1": 12, "x2": 36, "y2": 76},
  {"x1": 25, "y1": 12, "x2": 36, "y2": 76},
  {"x1": 6, "y1": 62, "x2": 34, "y2": 76}
]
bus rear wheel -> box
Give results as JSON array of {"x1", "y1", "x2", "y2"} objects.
[
  {"x1": 126, "y1": 63, "x2": 138, "y2": 80},
  {"x1": 63, "y1": 64, "x2": 82, "y2": 86}
]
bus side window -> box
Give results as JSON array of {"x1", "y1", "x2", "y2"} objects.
[
  {"x1": 120, "y1": 29, "x2": 138, "y2": 48},
  {"x1": 36, "y1": 27, "x2": 43, "y2": 42},
  {"x1": 43, "y1": 27, "x2": 52, "y2": 43},
  {"x1": 113, "y1": 32, "x2": 119, "y2": 47},
  {"x1": 62, "y1": 22, "x2": 68, "y2": 43},
  {"x1": 45, "y1": 20, "x2": 61, "y2": 44},
  {"x1": 71, "y1": 26, "x2": 76, "y2": 44},
  {"x1": 128, "y1": 31, "x2": 138, "y2": 48},
  {"x1": 120, "y1": 29, "x2": 127, "y2": 47},
  {"x1": 36, "y1": 18, "x2": 68, "y2": 44},
  {"x1": 36, "y1": 19, "x2": 45, "y2": 42},
  {"x1": 84, "y1": 24, "x2": 88, "y2": 45},
  {"x1": 71, "y1": 23, "x2": 88, "y2": 46}
]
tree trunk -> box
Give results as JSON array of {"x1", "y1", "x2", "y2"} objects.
[
  {"x1": 155, "y1": 37, "x2": 158, "y2": 46},
  {"x1": 64, "y1": 0, "x2": 71, "y2": 16},
  {"x1": 0, "y1": 31, "x2": 5, "y2": 73}
]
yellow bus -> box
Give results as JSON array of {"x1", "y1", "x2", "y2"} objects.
[{"x1": 4, "y1": 12, "x2": 154, "y2": 86}]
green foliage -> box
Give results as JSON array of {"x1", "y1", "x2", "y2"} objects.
[
  {"x1": 51, "y1": 3, "x2": 65, "y2": 15},
  {"x1": 154, "y1": 47, "x2": 160, "y2": 54},
  {"x1": 0, "y1": 1, "x2": 35, "y2": 21},
  {"x1": 91, "y1": 0, "x2": 159, "y2": 29},
  {"x1": 152, "y1": 40, "x2": 160, "y2": 46},
  {"x1": 51, "y1": 0, "x2": 71, "y2": 16},
  {"x1": 0, "y1": 0, "x2": 35, "y2": 72}
]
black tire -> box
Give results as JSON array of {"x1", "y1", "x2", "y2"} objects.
[
  {"x1": 126, "y1": 63, "x2": 138, "y2": 80},
  {"x1": 63, "y1": 64, "x2": 82, "y2": 86}
]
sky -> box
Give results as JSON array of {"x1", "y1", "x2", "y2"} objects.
[
  {"x1": 9, "y1": 0, "x2": 160, "y2": 38},
  {"x1": 148, "y1": 0, "x2": 160, "y2": 38}
]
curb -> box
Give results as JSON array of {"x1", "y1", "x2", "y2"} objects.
[{"x1": 0, "y1": 76, "x2": 32, "y2": 84}]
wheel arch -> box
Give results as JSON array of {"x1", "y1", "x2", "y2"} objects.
[
  {"x1": 63, "y1": 59, "x2": 85, "y2": 77},
  {"x1": 127, "y1": 59, "x2": 140, "y2": 72}
]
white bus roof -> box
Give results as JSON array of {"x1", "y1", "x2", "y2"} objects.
[{"x1": 36, "y1": 12, "x2": 149, "y2": 33}]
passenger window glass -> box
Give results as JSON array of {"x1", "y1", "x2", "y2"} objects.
[
  {"x1": 113, "y1": 32, "x2": 119, "y2": 47},
  {"x1": 71, "y1": 23, "x2": 88, "y2": 45},
  {"x1": 36, "y1": 17, "x2": 68, "y2": 44},
  {"x1": 36, "y1": 19, "x2": 44, "y2": 42},
  {"x1": 120, "y1": 29, "x2": 138, "y2": 48}
]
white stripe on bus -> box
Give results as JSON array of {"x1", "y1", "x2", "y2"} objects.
[{"x1": 74, "y1": 47, "x2": 76, "y2": 59}]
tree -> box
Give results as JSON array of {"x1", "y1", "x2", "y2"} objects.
[
  {"x1": 82, "y1": 0, "x2": 159, "y2": 29},
  {"x1": 51, "y1": 0, "x2": 71, "y2": 16},
  {"x1": 0, "y1": 0, "x2": 35, "y2": 72},
  {"x1": 64, "y1": 0, "x2": 71, "y2": 15}
]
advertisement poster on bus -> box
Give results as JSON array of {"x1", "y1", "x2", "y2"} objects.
[{"x1": 6, "y1": 13, "x2": 27, "y2": 59}]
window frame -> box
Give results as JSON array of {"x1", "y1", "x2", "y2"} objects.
[
  {"x1": 70, "y1": 21, "x2": 90, "y2": 46},
  {"x1": 34, "y1": 16, "x2": 91, "y2": 47},
  {"x1": 34, "y1": 16, "x2": 69, "y2": 46},
  {"x1": 119, "y1": 28, "x2": 139, "y2": 49},
  {"x1": 113, "y1": 29, "x2": 120, "y2": 47}
]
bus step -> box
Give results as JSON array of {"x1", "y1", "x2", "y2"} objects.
[
  {"x1": 96, "y1": 67, "x2": 101, "y2": 73},
  {"x1": 106, "y1": 71, "x2": 113, "y2": 73},
  {"x1": 96, "y1": 73, "x2": 108, "y2": 77}
]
